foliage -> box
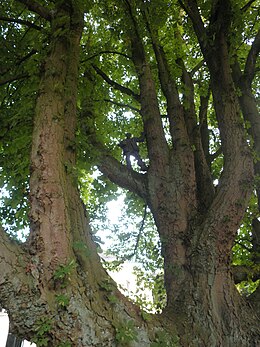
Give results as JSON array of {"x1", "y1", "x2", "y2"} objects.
[
  {"x1": 98, "y1": 191, "x2": 166, "y2": 311},
  {"x1": 57, "y1": 343, "x2": 71, "y2": 347},
  {"x1": 115, "y1": 319, "x2": 138, "y2": 345},
  {"x1": 151, "y1": 330, "x2": 180, "y2": 347},
  {"x1": 0, "y1": 0, "x2": 42, "y2": 235},
  {"x1": 53, "y1": 260, "x2": 76, "y2": 288},
  {"x1": 32, "y1": 317, "x2": 53, "y2": 347},
  {"x1": 55, "y1": 294, "x2": 70, "y2": 308}
]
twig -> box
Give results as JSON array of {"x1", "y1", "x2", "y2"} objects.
[
  {"x1": 82, "y1": 50, "x2": 131, "y2": 63},
  {"x1": 104, "y1": 98, "x2": 140, "y2": 113},
  {"x1": 133, "y1": 205, "x2": 148, "y2": 256}
]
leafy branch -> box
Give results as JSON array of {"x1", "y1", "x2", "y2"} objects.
[
  {"x1": 0, "y1": 15, "x2": 42, "y2": 30},
  {"x1": 241, "y1": 0, "x2": 258, "y2": 12},
  {"x1": 104, "y1": 98, "x2": 140, "y2": 113},
  {"x1": 92, "y1": 64, "x2": 140, "y2": 102},
  {"x1": 82, "y1": 50, "x2": 131, "y2": 62}
]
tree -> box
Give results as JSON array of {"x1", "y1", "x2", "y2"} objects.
[{"x1": 0, "y1": 0, "x2": 259, "y2": 346}]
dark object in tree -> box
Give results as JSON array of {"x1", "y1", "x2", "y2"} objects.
[{"x1": 118, "y1": 132, "x2": 147, "y2": 171}]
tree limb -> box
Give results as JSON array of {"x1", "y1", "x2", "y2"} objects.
[
  {"x1": 198, "y1": 90, "x2": 211, "y2": 164},
  {"x1": 16, "y1": 0, "x2": 52, "y2": 21},
  {"x1": 244, "y1": 28, "x2": 260, "y2": 87},
  {"x1": 0, "y1": 16, "x2": 42, "y2": 30},
  {"x1": 252, "y1": 218, "x2": 260, "y2": 264},
  {"x1": 98, "y1": 155, "x2": 148, "y2": 202},
  {"x1": 241, "y1": 0, "x2": 258, "y2": 12},
  {"x1": 210, "y1": 147, "x2": 222, "y2": 162},
  {"x1": 191, "y1": 59, "x2": 205, "y2": 76},
  {"x1": 104, "y1": 98, "x2": 140, "y2": 113},
  {"x1": 82, "y1": 50, "x2": 131, "y2": 63},
  {"x1": 0, "y1": 50, "x2": 37, "y2": 85},
  {"x1": 178, "y1": 0, "x2": 206, "y2": 44},
  {"x1": 110, "y1": 205, "x2": 148, "y2": 264},
  {"x1": 142, "y1": 9, "x2": 183, "y2": 142},
  {"x1": 92, "y1": 64, "x2": 140, "y2": 102},
  {"x1": 232, "y1": 264, "x2": 260, "y2": 284},
  {"x1": 0, "y1": 226, "x2": 28, "y2": 285},
  {"x1": 178, "y1": 59, "x2": 215, "y2": 209},
  {"x1": 232, "y1": 53, "x2": 260, "y2": 211},
  {"x1": 0, "y1": 74, "x2": 28, "y2": 86},
  {"x1": 133, "y1": 204, "x2": 147, "y2": 255},
  {"x1": 234, "y1": 240, "x2": 252, "y2": 252},
  {"x1": 184, "y1": 1, "x2": 255, "y2": 253},
  {"x1": 123, "y1": 1, "x2": 169, "y2": 173}
]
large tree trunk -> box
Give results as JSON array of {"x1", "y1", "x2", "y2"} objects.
[
  {"x1": 0, "y1": 3, "x2": 151, "y2": 346},
  {"x1": 98, "y1": 1, "x2": 260, "y2": 346},
  {"x1": 0, "y1": 1, "x2": 259, "y2": 346}
]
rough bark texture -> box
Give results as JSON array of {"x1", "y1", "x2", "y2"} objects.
[
  {"x1": 99, "y1": 1, "x2": 260, "y2": 345},
  {"x1": 0, "y1": 0, "x2": 260, "y2": 346},
  {"x1": 0, "y1": 2, "x2": 154, "y2": 346}
]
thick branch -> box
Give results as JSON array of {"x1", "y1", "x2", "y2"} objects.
[
  {"x1": 198, "y1": 91, "x2": 211, "y2": 164},
  {"x1": 0, "y1": 16, "x2": 42, "y2": 30},
  {"x1": 232, "y1": 265, "x2": 260, "y2": 284},
  {"x1": 98, "y1": 155, "x2": 148, "y2": 201},
  {"x1": 252, "y1": 218, "x2": 260, "y2": 263},
  {"x1": 244, "y1": 28, "x2": 260, "y2": 88},
  {"x1": 178, "y1": 0, "x2": 207, "y2": 45},
  {"x1": 17, "y1": 0, "x2": 51, "y2": 21},
  {"x1": 232, "y1": 55, "x2": 260, "y2": 211},
  {"x1": 185, "y1": 1, "x2": 254, "y2": 250},
  {"x1": 92, "y1": 64, "x2": 140, "y2": 102},
  {"x1": 179, "y1": 62, "x2": 215, "y2": 209},
  {"x1": 0, "y1": 74, "x2": 28, "y2": 86},
  {"x1": 0, "y1": 226, "x2": 28, "y2": 286},
  {"x1": 123, "y1": 1, "x2": 169, "y2": 172},
  {"x1": 142, "y1": 10, "x2": 187, "y2": 147},
  {"x1": 241, "y1": 0, "x2": 258, "y2": 12},
  {"x1": 178, "y1": 59, "x2": 197, "y2": 137}
]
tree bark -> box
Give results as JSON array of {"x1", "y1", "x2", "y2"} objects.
[
  {"x1": 1, "y1": 1, "x2": 259, "y2": 346},
  {"x1": 0, "y1": 3, "x2": 152, "y2": 346},
  {"x1": 99, "y1": 1, "x2": 260, "y2": 345}
]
